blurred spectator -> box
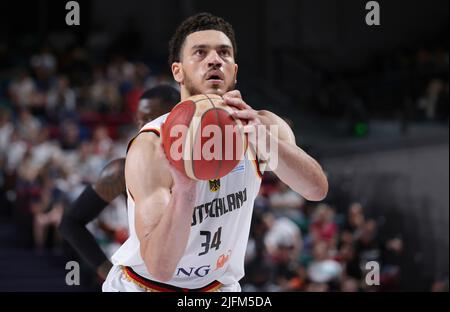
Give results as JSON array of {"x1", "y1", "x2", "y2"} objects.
[
  {"x1": 379, "y1": 237, "x2": 403, "y2": 291},
  {"x1": 46, "y1": 75, "x2": 77, "y2": 122},
  {"x1": 340, "y1": 277, "x2": 360, "y2": 292},
  {"x1": 355, "y1": 219, "x2": 381, "y2": 266},
  {"x1": 269, "y1": 180, "x2": 305, "y2": 212},
  {"x1": 264, "y1": 213, "x2": 304, "y2": 291},
  {"x1": 30, "y1": 46, "x2": 57, "y2": 76},
  {"x1": 8, "y1": 69, "x2": 36, "y2": 109},
  {"x1": 89, "y1": 66, "x2": 121, "y2": 113},
  {"x1": 243, "y1": 211, "x2": 274, "y2": 291},
  {"x1": 16, "y1": 108, "x2": 41, "y2": 143},
  {"x1": 309, "y1": 204, "x2": 338, "y2": 247},
  {"x1": 4, "y1": 128, "x2": 28, "y2": 174},
  {"x1": 336, "y1": 243, "x2": 362, "y2": 280},
  {"x1": 0, "y1": 106, "x2": 13, "y2": 156},
  {"x1": 264, "y1": 213, "x2": 302, "y2": 261},
  {"x1": 59, "y1": 120, "x2": 80, "y2": 151},
  {"x1": 344, "y1": 202, "x2": 366, "y2": 235},
  {"x1": 32, "y1": 176, "x2": 66, "y2": 252},
  {"x1": 91, "y1": 125, "x2": 114, "y2": 158},
  {"x1": 30, "y1": 126, "x2": 60, "y2": 168},
  {"x1": 307, "y1": 240, "x2": 342, "y2": 286},
  {"x1": 417, "y1": 79, "x2": 445, "y2": 120}
]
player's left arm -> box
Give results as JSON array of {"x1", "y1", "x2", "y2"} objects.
[{"x1": 224, "y1": 91, "x2": 328, "y2": 201}]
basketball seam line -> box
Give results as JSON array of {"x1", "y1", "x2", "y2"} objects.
[{"x1": 205, "y1": 94, "x2": 222, "y2": 180}]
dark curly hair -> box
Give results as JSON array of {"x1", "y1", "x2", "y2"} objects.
[{"x1": 168, "y1": 12, "x2": 237, "y2": 65}]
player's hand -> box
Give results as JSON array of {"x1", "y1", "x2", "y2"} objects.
[
  {"x1": 223, "y1": 90, "x2": 271, "y2": 161},
  {"x1": 223, "y1": 90, "x2": 252, "y2": 111},
  {"x1": 223, "y1": 89, "x2": 263, "y2": 130}
]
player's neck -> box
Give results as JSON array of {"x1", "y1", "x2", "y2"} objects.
[
  {"x1": 180, "y1": 87, "x2": 192, "y2": 101},
  {"x1": 180, "y1": 88, "x2": 224, "y2": 100}
]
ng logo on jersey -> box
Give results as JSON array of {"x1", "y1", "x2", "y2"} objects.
[
  {"x1": 176, "y1": 265, "x2": 211, "y2": 277},
  {"x1": 209, "y1": 179, "x2": 220, "y2": 192}
]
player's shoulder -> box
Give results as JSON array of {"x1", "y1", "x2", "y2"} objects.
[
  {"x1": 125, "y1": 127, "x2": 172, "y2": 192},
  {"x1": 128, "y1": 130, "x2": 160, "y2": 158},
  {"x1": 257, "y1": 109, "x2": 295, "y2": 143},
  {"x1": 126, "y1": 113, "x2": 169, "y2": 154},
  {"x1": 258, "y1": 110, "x2": 287, "y2": 126},
  {"x1": 140, "y1": 113, "x2": 170, "y2": 133}
]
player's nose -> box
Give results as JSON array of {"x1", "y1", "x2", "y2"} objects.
[{"x1": 207, "y1": 50, "x2": 223, "y2": 68}]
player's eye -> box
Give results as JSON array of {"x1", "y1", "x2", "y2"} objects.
[
  {"x1": 195, "y1": 49, "x2": 206, "y2": 57},
  {"x1": 219, "y1": 49, "x2": 231, "y2": 57}
]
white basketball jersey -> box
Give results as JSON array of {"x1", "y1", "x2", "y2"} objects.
[{"x1": 111, "y1": 113, "x2": 264, "y2": 289}]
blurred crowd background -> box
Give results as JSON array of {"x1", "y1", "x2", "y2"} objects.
[{"x1": 0, "y1": 0, "x2": 448, "y2": 292}]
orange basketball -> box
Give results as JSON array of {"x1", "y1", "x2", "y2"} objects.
[{"x1": 161, "y1": 94, "x2": 246, "y2": 180}]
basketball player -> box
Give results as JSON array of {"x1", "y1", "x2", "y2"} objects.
[
  {"x1": 59, "y1": 85, "x2": 180, "y2": 280},
  {"x1": 102, "y1": 12, "x2": 328, "y2": 292}
]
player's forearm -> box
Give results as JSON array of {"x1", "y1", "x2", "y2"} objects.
[
  {"x1": 59, "y1": 185, "x2": 112, "y2": 273},
  {"x1": 272, "y1": 138, "x2": 328, "y2": 201},
  {"x1": 141, "y1": 187, "x2": 196, "y2": 282},
  {"x1": 59, "y1": 215, "x2": 112, "y2": 271}
]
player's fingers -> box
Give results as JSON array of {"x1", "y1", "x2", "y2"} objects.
[
  {"x1": 223, "y1": 89, "x2": 242, "y2": 100},
  {"x1": 232, "y1": 109, "x2": 257, "y2": 120},
  {"x1": 224, "y1": 97, "x2": 252, "y2": 110}
]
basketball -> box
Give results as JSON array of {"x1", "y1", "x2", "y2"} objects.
[{"x1": 161, "y1": 94, "x2": 246, "y2": 180}]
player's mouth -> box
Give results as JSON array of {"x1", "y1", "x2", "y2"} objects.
[{"x1": 205, "y1": 70, "x2": 224, "y2": 84}]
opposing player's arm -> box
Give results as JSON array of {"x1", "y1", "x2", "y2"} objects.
[
  {"x1": 59, "y1": 158, "x2": 126, "y2": 280},
  {"x1": 93, "y1": 158, "x2": 126, "y2": 202},
  {"x1": 258, "y1": 110, "x2": 328, "y2": 201},
  {"x1": 126, "y1": 133, "x2": 197, "y2": 282}
]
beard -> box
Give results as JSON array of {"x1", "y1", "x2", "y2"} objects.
[{"x1": 183, "y1": 72, "x2": 236, "y2": 97}]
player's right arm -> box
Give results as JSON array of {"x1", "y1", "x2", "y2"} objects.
[{"x1": 126, "y1": 132, "x2": 197, "y2": 282}]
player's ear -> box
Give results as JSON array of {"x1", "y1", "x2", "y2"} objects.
[
  {"x1": 233, "y1": 63, "x2": 238, "y2": 84},
  {"x1": 172, "y1": 62, "x2": 184, "y2": 84}
]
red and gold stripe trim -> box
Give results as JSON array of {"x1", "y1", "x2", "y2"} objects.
[
  {"x1": 246, "y1": 138, "x2": 264, "y2": 179},
  {"x1": 122, "y1": 266, "x2": 222, "y2": 292},
  {"x1": 252, "y1": 156, "x2": 264, "y2": 179}
]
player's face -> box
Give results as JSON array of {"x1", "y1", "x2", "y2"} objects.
[
  {"x1": 136, "y1": 98, "x2": 166, "y2": 129},
  {"x1": 172, "y1": 30, "x2": 238, "y2": 98}
]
